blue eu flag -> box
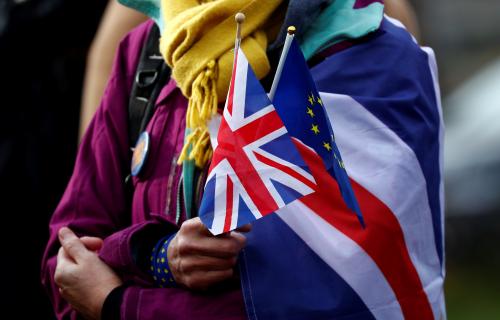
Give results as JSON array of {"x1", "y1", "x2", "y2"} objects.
[{"x1": 272, "y1": 39, "x2": 364, "y2": 227}]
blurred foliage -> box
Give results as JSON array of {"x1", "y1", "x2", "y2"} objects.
[
  {"x1": 408, "y1": 0, "x2": 500, "y2": 318},
  {"x1": 445, "y1": 214, "x2": 500, "y2": 319},
  {"x1": 446, "y1": 263, "x2": 500, "y2": 319}
]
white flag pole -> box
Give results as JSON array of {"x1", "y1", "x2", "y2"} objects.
[{"x1": 268, "y1": 26, "x2": 296, "y2": 101}]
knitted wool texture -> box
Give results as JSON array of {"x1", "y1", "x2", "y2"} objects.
[{"x1": 159, "y1": 0, "x2": 283, "y2": 166}]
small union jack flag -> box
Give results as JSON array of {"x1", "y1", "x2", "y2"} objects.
[{"x1": 198, "y1": 47, "x2": 316, "y2": 235}]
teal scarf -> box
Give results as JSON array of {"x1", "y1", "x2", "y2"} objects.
[
  {"x1": 300, "y1": 0, "x2": 384, "y2": 59},
  {"x1": 119, "y1": 0, "x2": 384, "y2": 59}
]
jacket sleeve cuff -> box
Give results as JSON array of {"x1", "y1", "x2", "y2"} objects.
[
  {"x1": 98, "y1": 221, "x2": 178, "y2": 283},
  {"x1": 101, "y1": 284, "x2": 129, "y2": 320}
]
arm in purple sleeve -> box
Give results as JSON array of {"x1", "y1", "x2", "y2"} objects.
[
  {"x1": 118, "y1": 285, "x2": 245, "y2": 320},
  {"x1": 99, "y1": 227, "x2": 246, "y2": 320},
  {"x1": 40, "y1": 20, "x2": 159, "y2": 319}
]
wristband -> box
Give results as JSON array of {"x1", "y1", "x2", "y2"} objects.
[{"x1": 150, "y1": 232, "x2": 177, "y2": 287}]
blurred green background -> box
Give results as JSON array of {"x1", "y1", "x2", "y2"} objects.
[{"x1": 411, "y1": 0, "x2": 500, "y2": 318}]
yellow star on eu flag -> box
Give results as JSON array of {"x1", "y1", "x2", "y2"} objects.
[
  {"x1": 317, "y1": 96, "x2": 323, "y2": 106},
  {"x1": 308, "y1": 94, "x2": 315, "y2": 105},
  {"x1": 323, "y1": 141, "x2": 332, "y2": 151},
  {"x1": 333, "y1": 152, "x2": 345, "y2": 168},
  {"x1": 306, "y1": 107, "x2": 315, "y2": 117},
  {"x1": 311, "y1": 124, "x2": 320, "y2": 135}
]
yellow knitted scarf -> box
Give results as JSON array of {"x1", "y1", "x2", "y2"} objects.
[{"x1": 159, "y1": 0, "x2": 284, "y2": 167}]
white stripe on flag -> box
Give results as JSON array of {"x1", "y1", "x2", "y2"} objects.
[
  {"x1": 422, "y1": 46, "x2": 446, "y2": 270},
  {"x1": 232, "y1": 50, "x2": 248, "y2": 123},
  {"x1": 277, "y1": 201, "x2": 405, "y2": 320},
  {"x1": 422, "y1": 46, "x2": 447, "y2": 319},
  {"x1": 225, "y1": 49, "x2": 274, "y2": 132},
  {"x1": 210, "y1": 159, "x2": 262, "y2": 234},
  {"x1": 211, "y1": 159, "x2": 231, "y2": 234}
]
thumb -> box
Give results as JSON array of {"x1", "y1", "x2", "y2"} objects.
[
  {"x1": 80, "y1": 236, "x2": 104, "y2": 252},
  {"x1": 58, "y1": 227, "x2": 89, "y2": 262}
]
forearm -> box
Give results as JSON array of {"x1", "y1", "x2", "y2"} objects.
[
  {"x1": 42, "y1": 220, "x2": 176, "y2": 319},
  {"x1": 43, "y1": 18, "x2": 157, "y2": 318},
  {"x1": 98, "y1": 221, "x2": 178, "y2": 283}
]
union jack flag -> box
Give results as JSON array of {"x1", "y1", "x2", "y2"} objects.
[{"x1": 198, "y1": 48, "x2": 316, "y2": 235}]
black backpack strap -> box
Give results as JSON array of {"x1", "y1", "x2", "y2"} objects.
[
  {"x1": 124, "y1": 23, "x2": 171, "y2": 197},
  {"x1": 128, "y1": 24, "x2": 171, "y2": 148}
]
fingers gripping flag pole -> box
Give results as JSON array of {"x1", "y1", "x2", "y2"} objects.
[{"x1": 198, "y1": 15, "x2": 317, "y2": 235}]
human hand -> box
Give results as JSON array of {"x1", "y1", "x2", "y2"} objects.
[
  {"x1": 80, "y1": 235, "x2": 103, "y2": 252},
  {"x1": 55, "y1": 227, "x2": 122, "y2": 320},
  {"x1": 167, "y1": 218, "x2": 251, "y2": 290}
]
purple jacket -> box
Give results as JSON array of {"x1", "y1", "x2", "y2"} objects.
[{"x1": 41, "y1": 20, "x2": 246, "y2": 320}]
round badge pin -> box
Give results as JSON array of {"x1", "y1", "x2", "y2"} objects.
[{"x1": 131, "y1": 131, "x2": 150, "y2": 177}]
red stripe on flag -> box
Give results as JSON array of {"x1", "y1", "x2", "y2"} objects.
[
  {"x1": 294, "y1": 141, "x2": 434, "y2": 320},
  {"x1": 223, "y1": 176, "x2": 234, "y2": 233},
  {"x1": 227, "y1": 49, "x2": 239, "y2": 115},
  {"x1": 254, "y1": 152, "x2": 316, "y2": 192},
  {"x1": 211, "y1": 112, "x2": 286, "y2": 215}
]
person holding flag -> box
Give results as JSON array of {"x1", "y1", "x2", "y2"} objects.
[{"x1": 42, "y1": 1, "x2": 445, "y2": 319}]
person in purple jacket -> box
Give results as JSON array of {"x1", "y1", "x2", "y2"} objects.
[{"x1": 42, "y1": 1, "x2": 424, "y2": 319}]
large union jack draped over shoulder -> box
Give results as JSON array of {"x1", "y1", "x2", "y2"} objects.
[
  {"x1": 198, "y1": 48, "x2": 316, "y2": 235},
  {"x1": 239, "y1": 18, "x2": 446, "y2": 320}
]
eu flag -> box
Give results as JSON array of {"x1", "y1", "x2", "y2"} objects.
[{"x1": 272, "y1": 39, "x2": 364, "y2": 226}]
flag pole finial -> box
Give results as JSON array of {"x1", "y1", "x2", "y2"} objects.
[
  {"x1": 235, "y1": 13, "x2": 246, "y2": 45},
  {"x1": 268, "y1": 26, "x2": 297, "y2": 101},
  {"x1": 235, "y1": 12, "x2": 246, "y2": 24}
]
